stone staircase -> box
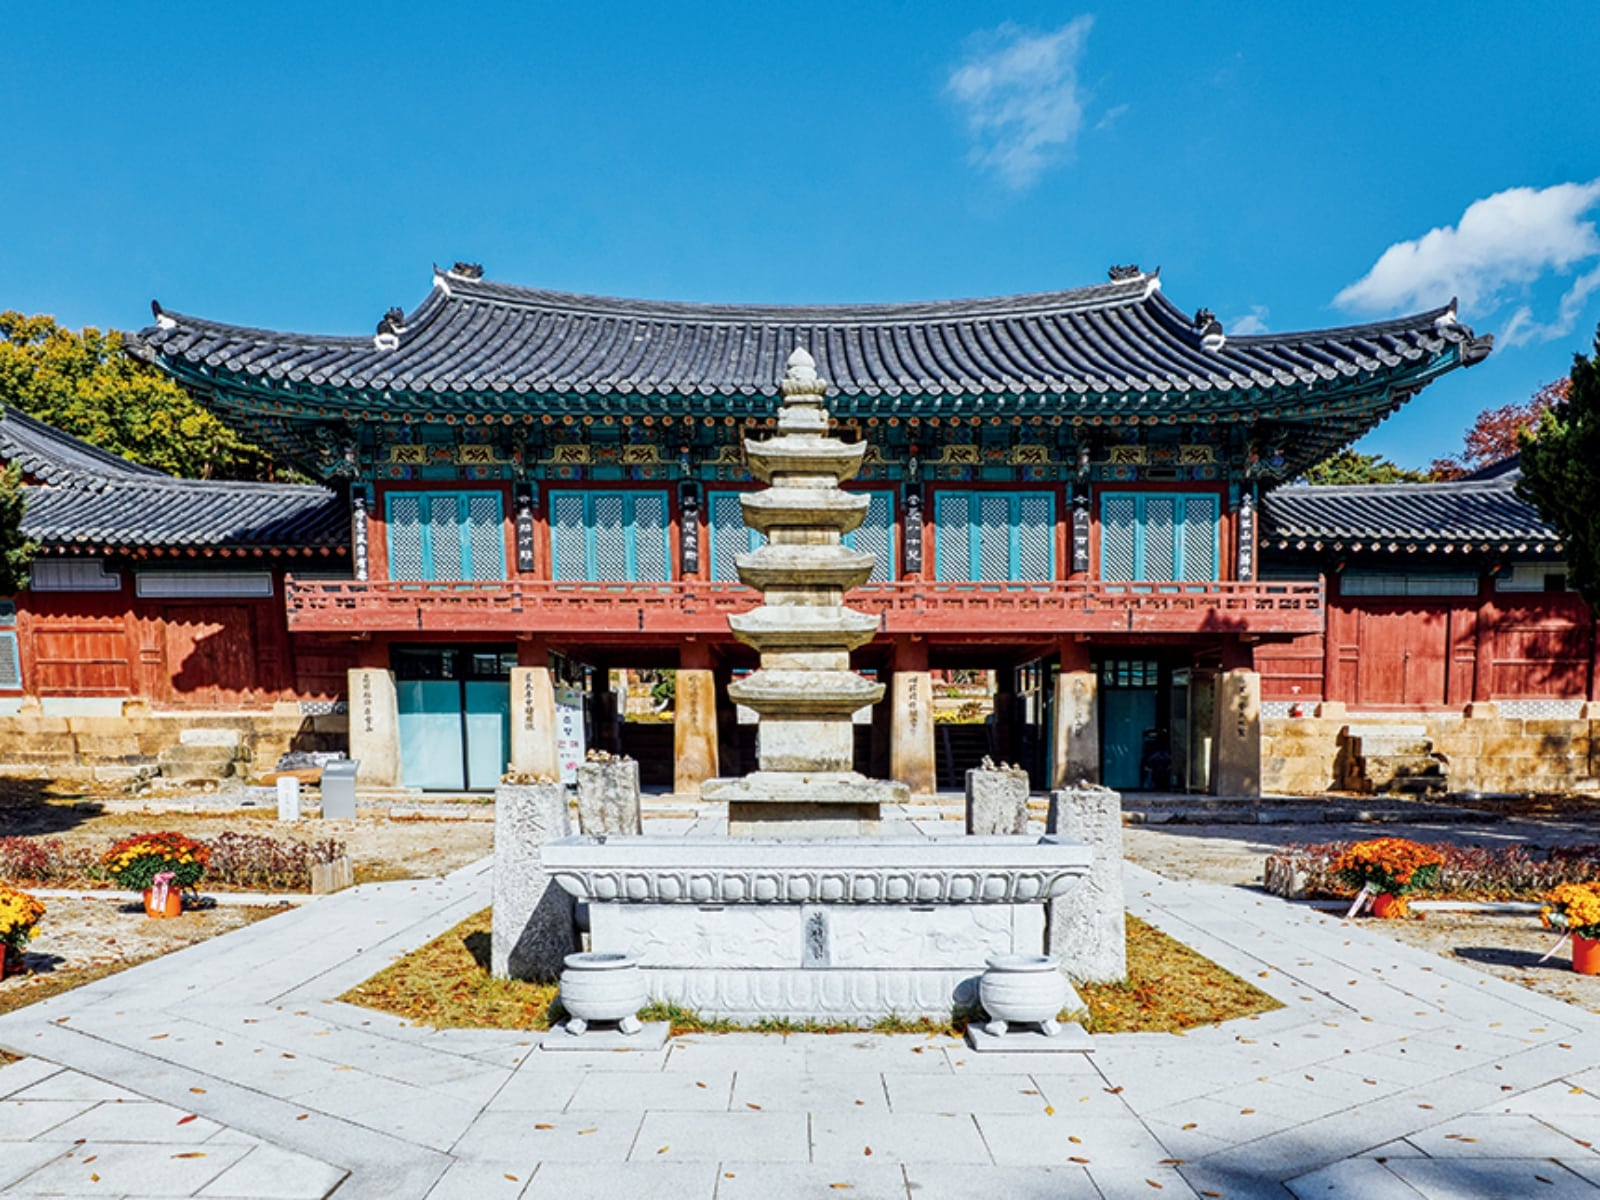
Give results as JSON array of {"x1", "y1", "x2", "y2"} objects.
[
  {"x1": 936, "y1": 723, "x2": 992, "y2": 791},
  {"x1": 156, "y1": 728, "x2": 243, "y2": 784},
  {"x1": 1337, "y1": 723, "x2": 1449, "y2": 797}
]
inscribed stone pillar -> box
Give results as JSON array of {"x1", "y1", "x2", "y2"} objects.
[
  {"x1": 576, "y1": 758, "x2": 642, "y2": 835},
  {"x1": 1047, "y1": 784, "x2": 1127, "y2": 983},
  {"x1": 510, "y1": 665, "x2": 561, "y2": 780},
  {"x1": 491, "y1": 782, "x2": 577, "y2": 981},
  {"x1": 966, "y1": 766, "x2": 1030, "y2": 835},
  {"x1": 1052, "y1": 670, "x2": 1100, "y2": 788},
  {"x1": 891, "y1": 662, "x2": 936, "y2": 797},
  {"x1": 674, "y1": 647, "x2": 719, "y2": 797},
  {"x1": 347, "y1": 667, "x2": 400, "y2": 787},
  {"x1": 1213, "y1": 668, "x2": 1262, "y2": 797}
]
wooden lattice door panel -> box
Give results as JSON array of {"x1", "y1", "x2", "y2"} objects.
[
  {"x1": 384, "y1": 491, "x2": 507, "y2": 581},
  {"x1": 1097, "y1": 493, "x2": 1219, "y2": 582},
  {"x1": 934, "y1": 491, "x2": 1055, "y2": 582},
  {"x1": 710, "y1": 489, "x2": 895, "y2": 583},
  {"x1": 549, "y1": 490, "x2": 671, "y2": 582}
]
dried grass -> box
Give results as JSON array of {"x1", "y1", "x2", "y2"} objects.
[{"x1": 340, "y1": 910, "x2": 1280, "y2": 1036}]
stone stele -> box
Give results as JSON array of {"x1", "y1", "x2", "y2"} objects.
[
  {"x1": 491, "y1": 781, "x2": 578, "y2": 982},
  {"x1": 702, "y1": 346, "x2": 908, "y2": 835},
  {"x1": 966, "y1": 765, "x2": 1031, "y2": 836},
  {"x1": 1045, "y1": 784, "x2": 1127, "y2": 984},
  {"x1": 576, "y1": 757, "x2": 643, "y2": 835}
]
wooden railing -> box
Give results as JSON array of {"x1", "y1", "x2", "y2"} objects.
[{"x1": 284, "y1": 578, "x2": 1324, "y2": 637}]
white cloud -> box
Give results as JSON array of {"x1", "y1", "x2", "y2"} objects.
[
  {"x1": 1225, "y1": 305, "x2": 1270, "y2": 336},
  {"x1": 947, "y1": 17, "x2": 1095, "y2": 190},
  {"x1": 1335, "y1": 179, "x2": 1600, "y2": 346}
]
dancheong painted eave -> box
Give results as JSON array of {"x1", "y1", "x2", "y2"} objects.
[{"x1": 128, "y1": 264, "x2": 1491, "y2": 415}]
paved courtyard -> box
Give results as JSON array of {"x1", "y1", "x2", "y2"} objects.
[{"x1": 2, "y1": 809, "x2": 1599, "y2": 1199}]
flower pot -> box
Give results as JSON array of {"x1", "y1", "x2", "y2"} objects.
[
  {"x1": 558, "y1": 952, "x2": 648, "y2": 1036},
  {"x1": 0, "y1": 944, "x2": 21, "y2": 979},
  {"x1": 1370, "y1": 893, "x2": 1408, "y2": 919},
  {"x1": 143, "y1": 886, "x2": 182, "y2": 919},
  {"x1": 1573, "y1": 935, "x2": 1600, "y2": 976},
  {"x1": 979, "y1": 954, "x2": 1070, "y2": 1037}
]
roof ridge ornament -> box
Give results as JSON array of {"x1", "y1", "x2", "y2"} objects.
[
  {"x1": 1107, "y1": 264, "x2": 1142, "y2": 281},
  {"x1": 1192, "y1": 308, "x2": 1226, "y2": 352},
  {"x1": 150, "y1": 300, "x2": 176, "y2": 332},
  {"x1": 373, "y1": 307, "x2": 405, "y2": 351},
  {"x1": 448, "y1": 261, "x2": 485, "y2": 280}
]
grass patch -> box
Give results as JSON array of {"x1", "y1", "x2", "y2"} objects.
[
  {"x1": 1077, "y1": 914, "x2": 1282, "y2": 1033},
  {"x1": 341, "y1": 909, "x2": 1280, "y2": 1036}
]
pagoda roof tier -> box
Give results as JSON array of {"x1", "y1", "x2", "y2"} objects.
[{"x1": 133, "y1": 266, "x2": 1490, "y2": 422}]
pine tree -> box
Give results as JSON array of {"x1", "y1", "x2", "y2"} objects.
[{"x1": 1518, "y1": 326, "x2": 1600, "y2": 610}]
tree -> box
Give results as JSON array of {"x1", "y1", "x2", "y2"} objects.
[
  {"x1": 1430, "y1": 379, "x2": 1566, "y2": 480},
  {"x1": 1518, "y1": 330, "x2": 1600, "y2": 609},
  {"x1": 0, "y1": 312, "x2": 277, "y2": 480},
  {"x1": 1301, "y1": 450, "x2": 1429, "y2": 486},
  {"x1": 0, "y1": 464, "x2": 37, "y2": 594}
]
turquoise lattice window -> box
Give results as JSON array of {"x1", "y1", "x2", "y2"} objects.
[
  {"x1": 385, "y1": 491, "x2": 507, "y2": 581},
  {"x1": 1098, "y1": 492, "x2": 1219, "y2": 582},
  {"x1": 934, "y1": 491, "x2": 1055, "y2": 582},
  {"x1": 548, "y1": 490, "x2": 671, "y2": 582},
  {"x1": 708, "y1": 490, "x2": 894, "y2": 583}
]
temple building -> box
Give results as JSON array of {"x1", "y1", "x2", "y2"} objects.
[{"x1": 0, "y1": 262, "x2": 1591, "y2": 795}]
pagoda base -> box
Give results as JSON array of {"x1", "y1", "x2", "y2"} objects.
[{"x1": 702, "y1": 771, "x2": 909, "y2": 836}]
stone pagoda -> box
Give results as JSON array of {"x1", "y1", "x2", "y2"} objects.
[{"x1": 703, "y1": 348, "x2": 910, "y2": 835}]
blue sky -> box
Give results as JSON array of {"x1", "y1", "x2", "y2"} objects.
[{"x1": 3, "y1": 2, "x2": 1598, "y2": 469}]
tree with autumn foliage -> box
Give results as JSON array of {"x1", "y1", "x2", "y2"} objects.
[
  {"x1": 0, "y1": 313, "x2": 276, "y2": 480},
  {"x1": 1518, "y1": 329, "x2": 1600, "y2": 609},
  {"x1": 1430, "y1": 379, "x2": 1567, "y2": 480}
]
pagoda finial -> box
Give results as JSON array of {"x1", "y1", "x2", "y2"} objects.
[{"x1": 780, "y1": 346, "x2": 828, "y2": 400}]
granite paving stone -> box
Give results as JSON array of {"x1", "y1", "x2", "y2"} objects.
[
  {"x1": 712, "y1": 1161, "x2": 911, "y2": 1198},
  {"x1": 519, "y1": 1160, "x2": 719, "y2": 1200},
  {"x1": 899, "y1": 1162, "x2": 1102, "y2": 1199},
  {"x1": 810, "y1": 1112, "x2": 992, "y2": 1164},
  {"x1": 195, "y1": 1143, "x2": 350, "y2": 1199},
  {"x1": 1, "y1": 853, "x2": 1598, "y2": 1199},
  {"x1": 1384, "y1": 1156, "x2": 1600, "y2": 1198},
  {"x1": 4, "y1": 1139, "x2": 252, "y2": 1196},
  {"x1": 0, "y1": 1141, "x2": 75, "y2": 1192},
  {"x1": 628, "y1": 1110, "x2": 809, "y2": 1162}
]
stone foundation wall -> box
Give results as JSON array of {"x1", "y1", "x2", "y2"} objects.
[
  {"x1": 0, "y1": 701, "x2": 348, "y2": 781},
  {"x1": 1263, "y1": 708, "x2": 1600, "y2": 796}
]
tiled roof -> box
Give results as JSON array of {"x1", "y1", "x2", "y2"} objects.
[
  {"x1": 0, "y1": 406, "x2": 167, "y2": 488},
  {"x1": 1263, "y1": 460, "x2": 1559, "y2": 552},
  {"x1": 133, "y1": 266, "x2": 1490, "y2": 403},
  {"x1": 21, "y1": 478, "x2": 348, "y2": 554},
  {"x1": 0, "y1": 407, "x2": 347, "y2": 554}
]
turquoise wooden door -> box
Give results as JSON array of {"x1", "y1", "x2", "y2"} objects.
[
  {"x1": 464, "y1": 680, "x2": 510, "y2": 790},
  {"x1": 397, "y1": 678, "x2": 466, "y2": 791},
  {"x1": 934, "y1": 492, "x2": 1054, "y2": 581},
  {"x1": 393, "y1": 648, "x2": 513, "y2": 791},
  {"x1": 385, "y1": 491, "x2": 506, "y2": 581},
  {"x1": 1102, "y1": 689, "x2": 1156, "y2": 790}
]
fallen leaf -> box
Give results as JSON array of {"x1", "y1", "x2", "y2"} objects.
[
  {"x1": 1069, "y1": 1136, "x2": 1082, "y2": 1144},
  {"x1": 1160, "y1": 1158, "x2": 1185, "y2": 1165},
  {"x1": 172, "y1": 1151, "x2": 207, "y2": 1159},
  {"x1": 1069, "y1": 1155, "x2": 1089, "y2": 1163},
  {"x1": 830, "y1": 1186, "x2": 853, "y2": 1191},
  {"x1": 149, "y1": 1033, "x2": 168, "y2": 1040},
  {"x1": 189, "y1": 1087, "x2": 206, "y2": 1094},
  {"x1": 1147, "y1": 1182, "x2": 1164, "y2": 1190},
  {"x1": 1537, "y1": 1176, "x2": 1554, "y2": 1185},
  {"x1": 534, "y1": 1124, "x2": 554, "y2": 1130},
  {"x1": 1182, "y1": 1123, "x2": 1197, "y2": 1130},
  {"x1": 503, "y1": 1174, "x2": 518, "y2": 1183},
  {"x1": 82, "y1": 1156, "x2": 96, "y2": 1165},
  {"x1": 1044, "y1": 1105, "x2": 1055, "y2": 1115},
  {"x1": 656, "y1": 1145, "x2": 669, "y2": 1155},
  {"x1": 864, "y1": 1147, "x2": 873, "y2": 1156},
  {"x1": 696, "y1": 1081, "x2": 707, "y2": 1089},
  {"x1": 1240, "y1": 1109, "x2": 1255, "y2": 1115},
  {"x1": 177, "y1": 1115, "x2": 198, "y2": 1126},
  {"x1": 746, "y1": 1102, "x2": 763, "y2": 1110},
  {"x1": 578, "y1": 1128, "x2": 597, "y2": 1136},
  {"x1": 296, "y1": 1114, "x2": 309, "y2": 1121},
  {"x1": 90, "y1": 1174, "x2": 99, "y2": 1183},
  {"x1": 1105, "y1": 1086, "x2": 1124, "y2": 1095}
]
